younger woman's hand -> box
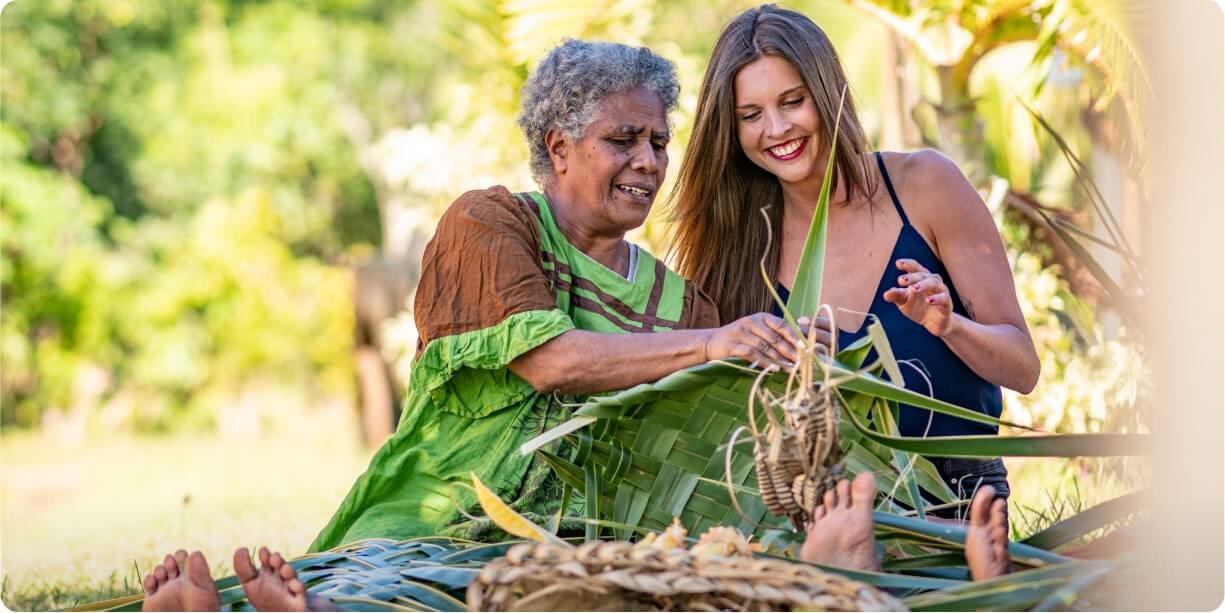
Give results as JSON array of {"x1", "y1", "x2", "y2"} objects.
[
  {"x1": 703, "y1": 313, "x2": 802, "y2": 368},
  {"x1": 883, "y1": 258, "x2": 956, "y2": 337}
]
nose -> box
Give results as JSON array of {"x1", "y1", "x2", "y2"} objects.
[
  {"x1": 629, "y1": 140, "x2": 660, "y2": 175},
  {"x1": 764, "y1": 109, "x2": 791, "y2": 140}
]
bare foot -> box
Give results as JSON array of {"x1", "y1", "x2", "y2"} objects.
[
  {"x1": 142, "y1": 550, "x2": 220, "y2": 612},
  {"x1": 235, "y1": 546, "x2": 343, "y2": 611},
  {"x1": 800, "y1": 473, "x2": 880, "y2": 572},
  {"x1": 965, "y1": 486, "x2": 1010, "y2": 580}
]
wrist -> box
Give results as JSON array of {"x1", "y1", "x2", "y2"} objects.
[
  {"x1": 937, "y1": 313, "x2": 963, "y2": 339},
  {"x1": 698, "y1": 329, "x2": 715, "y2": 362}
]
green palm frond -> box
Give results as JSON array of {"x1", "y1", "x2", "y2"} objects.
[{"x1": 70, "y1": 539, "x2": 501, "y2": 612}]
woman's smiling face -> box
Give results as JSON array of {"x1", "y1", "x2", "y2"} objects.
[
  {"x1": 733, "y1": 55, "x2": 822, "y2": 186},
  {"x1": 554, "y1": 86, "x2": 670, "y2": 236}
]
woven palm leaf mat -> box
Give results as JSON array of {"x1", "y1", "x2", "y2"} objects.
[
  {"x1": 535, "y1": 360, "x2": 859, "y2": 544},
  {"x1": 467, "y1": 540, "x2": 907, "y2": 611}
]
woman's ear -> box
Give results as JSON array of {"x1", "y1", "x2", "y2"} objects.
[{"x1": 545, "y1": 127, "x2": 568, "y2": 175}]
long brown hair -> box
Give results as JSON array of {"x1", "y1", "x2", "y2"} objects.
[{"x1": 670, "y1": 4, "x2": 876, "y2": 323}]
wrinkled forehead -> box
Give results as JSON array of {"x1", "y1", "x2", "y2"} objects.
[{"x1": 585, "y1": 87, "x2": 671, "y2": 138}]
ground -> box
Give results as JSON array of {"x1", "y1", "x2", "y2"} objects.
[
  {"x1": 0, "y1": 410, "x2": 369, "y2": 611},
  {"x1": 0, "y1": 411, "x2": 1140, "y2": 610}
]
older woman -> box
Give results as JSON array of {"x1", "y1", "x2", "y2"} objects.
[{"x1": 308, "y1": 39, "x2": 803, "y2": 551}]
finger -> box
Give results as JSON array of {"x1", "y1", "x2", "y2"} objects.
[
  {"x1": 925, "y1": 292, "x2": 951, "y2": 307},
  {"x1": 895, "y1": 258, "x2": 927, "y2": 274},
  {"x1": 751, "y1": 339, "x2": 793, "y2": 369},
  {"x1": 908, "y1": 278, "x2": 945, "y2": 295},
  {"x1": 760, "y1": 314, "x2": 803, "y2": 346},
  {"x1": 883, "y1": 287, "x2": 910, "y2": 305},
  {"x1": 750, "y1": 321, "x2": 799, "y2": 364}
]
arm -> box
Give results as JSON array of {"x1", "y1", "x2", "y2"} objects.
[
  {"x1": 510, "y1": 313, "x2": 806, "y2": 394},
  {"x1": 884, "y1": 150, "x2": 1040, "y2": 393}
]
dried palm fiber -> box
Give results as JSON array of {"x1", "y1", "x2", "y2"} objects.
[
  {"x1": 467, "y1": 540, "x2": 906, "y2": 611},
  {"x1": 747, "y1": 322, "x2": 845, "y2": 527}
]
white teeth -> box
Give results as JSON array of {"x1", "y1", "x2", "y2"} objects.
[
  {"x1": 619, "y1": 185, "x2": 650, "y2": 197},
  {"x1": 769, "y1": 139, "x2": 802, "y2": 157}
]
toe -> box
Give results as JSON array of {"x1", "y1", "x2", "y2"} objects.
[
  {"x1": 234, "y1": 547, "x2": 258, "y2": 583},
  {"x1": 823, "y1": 487, "x2": 838, "y2": 510},
  {"x1": 279, "y1": 559, "x2": 296, "y2": 581},
  {"x1": 270, "y1": 552, "x2": 285, "y2": 571},
  {"x1": 164, "y1": 554, "x2": 179, "y2": 579},
  {"x1": 969, "y1": 486, "x2": 995, "y2": 526},
  {"x1": 144, "y1": 574, "x2": 158, "y2": 595},
  {"x1": 258, "y1": 546, "x2": 272, "y2": 569},
  {"x1": 990, "y1": 498, "x2": 1008, "y2": 524},
  {"x1": 288, "y1": 579, "x2": 305, "y2": 596},
  {"x1": 813, "y1": 505, "x2": 827, "y2": 520},
  {"x1": 850, "y1": 472, "x2": 876, "y2": 508},
  {"x1": 154, "y1": 565, "x2": 168, "y2": 584},
  {"x1": 835, "y1": 478, "x2": 851, "y2": 509},
  {"x1": 185, "y1": 551, "x2": 214, "y2": 589}
]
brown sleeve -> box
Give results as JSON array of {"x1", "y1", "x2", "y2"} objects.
[
  {"x1": 680, "y1": 282, "x2": 722, "y2": 330},
  {"x1": 414, "y1": 186, "x2": 557, "y2": 344}
]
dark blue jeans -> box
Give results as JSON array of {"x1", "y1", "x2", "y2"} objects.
[{"x1": 926, "y1": 457, "x2": 1010, "y2": 520}]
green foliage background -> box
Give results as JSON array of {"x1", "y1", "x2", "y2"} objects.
[{"x1": 2, "y1": 0, "x2": 1144, "y2": 440}]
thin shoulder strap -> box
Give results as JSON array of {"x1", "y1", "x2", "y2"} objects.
[{"x1": 874, "y1": 151, "x2": 911, "y2": 227}]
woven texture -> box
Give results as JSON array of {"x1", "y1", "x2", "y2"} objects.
[
  {"x1": 542, "y1": 364, "x2": 799, "y2": 541},
  {"x1": 542, "y1": 360, "x2": 869, "y2": 542},
  {"x1": 467, "y1": 541, "x2": 907, "y2": 611}
]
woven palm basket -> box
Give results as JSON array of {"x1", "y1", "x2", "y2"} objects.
[{"x1": 466, "y1": 541, "x2": 906, "y2": 612}]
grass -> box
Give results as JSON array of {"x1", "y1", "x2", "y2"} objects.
[
  {"x1": 1003, "y1": 455, "x2": 1146, "y2": 542},
  {"x1": 0, "y1": 405, "x2": 1144, "y2": 611},
  {"x1": 0, "y1": 408, "x2": 371, "y2": 611}
]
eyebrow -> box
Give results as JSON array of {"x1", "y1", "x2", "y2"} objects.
[
  {"x1": 735, "y1": 85, "x2": 807, "y2": 110},
  {"x1": 613, "y1": 125, "x2": 671, "y2": 139}
]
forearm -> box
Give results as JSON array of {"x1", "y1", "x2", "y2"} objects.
[
  {"x1": 940, "y1": 315, "x2": 1040, "y2": 393},
  {"x1": 510, "y1": 328, "x2": 713, "y2": 395}
]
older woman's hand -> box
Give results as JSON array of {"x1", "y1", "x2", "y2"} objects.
[
  {"x1": 795, "y1": 315, "x2": 835, "y2": 356},
  {"x1": 703, "y1": 313, "x2": 805, "y2": 368}
]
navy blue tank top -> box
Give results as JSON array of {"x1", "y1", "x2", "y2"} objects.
[{"x1": 774, "y1": 152, "x2": 1002, "y2": 437}]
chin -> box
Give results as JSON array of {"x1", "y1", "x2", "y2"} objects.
[{"x1": 768, "y1": 165, "x2": 812, "y2": 185}]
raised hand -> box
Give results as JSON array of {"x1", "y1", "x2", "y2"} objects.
[{"x1": 882, "y1": 258, "x2": 956, "y2": 337}]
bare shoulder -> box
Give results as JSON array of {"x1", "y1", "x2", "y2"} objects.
[
  {"x1": 881, "y1": 149, "x2": 985, "y2": 223},
  {"x1": 883, "y1": 149, "x2": 969, "y2": 195}
]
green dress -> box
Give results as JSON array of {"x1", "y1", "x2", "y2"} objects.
[{"x1": 309, "y1": 187, "x2": 718, "y2": 551}]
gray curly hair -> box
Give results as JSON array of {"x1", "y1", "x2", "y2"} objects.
[{"x1": 518, "y1": 39, "x2": 680, "y2": 186}]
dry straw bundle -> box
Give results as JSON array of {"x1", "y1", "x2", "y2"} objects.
[
  {"x1": 466, "y1": 539, "x2": 905, "y2": 612},
  {"x1": 741, "y1": 307, "x2": 845, "y2": 528}
]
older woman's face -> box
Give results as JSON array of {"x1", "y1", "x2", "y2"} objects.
[{"x1": 556, "y1": 86, "x2": 669, "y2": 234}]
